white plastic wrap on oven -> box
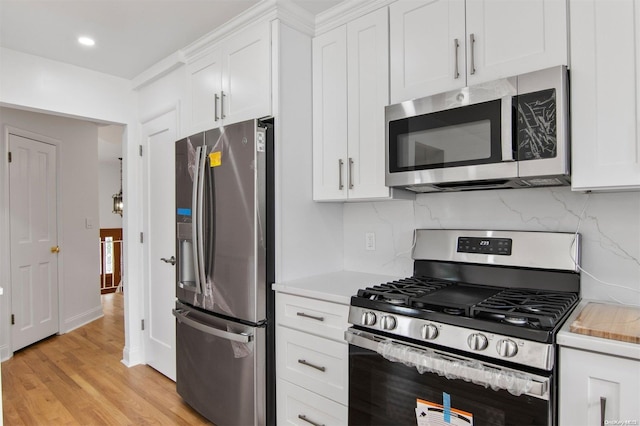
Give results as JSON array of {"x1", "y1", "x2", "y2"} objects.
[{"x1": 376, "y1": 340, "x2": 549, "y2": 399}]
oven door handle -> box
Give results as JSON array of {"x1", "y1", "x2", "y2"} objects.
[{"x1": 345, "y1": 328, "x2": 549, "y2": 400}]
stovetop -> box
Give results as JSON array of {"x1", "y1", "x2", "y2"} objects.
[{"x1": 355, "y1": 276, "x2": 578, "y2": 330}]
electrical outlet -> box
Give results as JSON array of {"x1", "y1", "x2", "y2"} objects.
[{"x1": 365, "y1": 232, "x2": 376, "y2": 251}]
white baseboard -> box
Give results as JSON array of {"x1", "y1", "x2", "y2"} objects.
[
  {"x1": 0, "y1": 344, "x2": 11, "y2": 362},
  {"x1": 62, "y1": 305, "x2": 104, "y2": 334},
  {"x1": 121, "y1": 344, "x2": 144, "y2": 367}
]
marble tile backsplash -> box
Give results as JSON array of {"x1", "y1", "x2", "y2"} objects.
[{"x1": 343, "y1": 187, "x2": 640, "y2": 306}]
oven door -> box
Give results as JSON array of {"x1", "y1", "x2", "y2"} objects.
[{"x1": 346, "y1": 328, "x2": 554, "y2": 426}]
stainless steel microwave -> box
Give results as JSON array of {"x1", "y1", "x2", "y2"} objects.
[{"x1": 385, "y1": 66, "x2": 570, "y2": 192}]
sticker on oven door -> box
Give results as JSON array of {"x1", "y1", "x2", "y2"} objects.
[{"x1": 415, "y1": 398, "x2": 473, "y2": 426}]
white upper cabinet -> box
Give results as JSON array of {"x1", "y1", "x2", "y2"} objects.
[
  {"x1": 390, "y1": 0, "x2": 568, "y2": 103},
  {"x1": 313, "y1": 8, "x2": 393, "y2": 201},
  {"x1": 390, "y1": 0, "x2": 466, "y2": 102},
  {"x1": 185, "y1": 21, "x2": 271, "y2": 134},
  {"x1": 313, "y1": 26, "x2": 348, "y2": 201},
  {"x1": 570, "y1": 0, "x2": 640, "y2": 191}
]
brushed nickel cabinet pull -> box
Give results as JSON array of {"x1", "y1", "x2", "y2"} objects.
[
  {"x1": 469, "y1": 33, "x2": 476, "y2": 75},
  {"x1": 298, "y1": 414, "x2": 325, "y2": 426},
  {"x1": 214, "y1": 93, "x2": 220, "y2": 121},
  {"x1": 298, "y1": 359, "x2": 326, "y2": 372},
  {"x1": 338, "y1": 159, "x2": 344, "y2": 190},
  {"x1": 221, "y1": 91, "x2": 226, "y2": 119},
  {"x1": 454, "y1": 38, "x2": 460, "y2": 79},
  {"x1": 296, "y1": 312, "x2": 325, "y2": 322},
  {"x1": 600, "y1": 397, "x2": 606, "y2": 426},
  {"x1": 348, "y1": 157, "x2": 354, "y2": 189}
]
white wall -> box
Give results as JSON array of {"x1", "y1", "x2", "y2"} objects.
[
  {"x1": 343, "y1": 187, "x2": 640, "y2": 307},
  {"x1": 98, "y1": 161, "x2": 124, "y2": 229},
  {"x1": 98, "y1": 125, "x2": 124, "y2": 229},
  {"x1": 274, "y1": 22, "x2": 344, "y2": 282},
  {"x1": 0, "y1": 47, "x2": 142, "y2": 366},
  {"x1": 0, "y1": 107, "x2": 103, "y2": 360}
]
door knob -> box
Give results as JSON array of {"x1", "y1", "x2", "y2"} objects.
[
  {"x1": 50, "y1": 246, "x2": 60, "y2": 253},
  {"x1": 161, "y1": 256, "x2": 176, "y2": 265}
]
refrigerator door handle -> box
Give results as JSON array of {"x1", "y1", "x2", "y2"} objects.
[
  {"x1": 192, "y1": 146, "x2": 203, "y2": 294},
  {"x1": 172, "y1": 309, "x2": 253, "y2": 343},
  {"x1": 196, "y1": 146, "x2": 208, "y2": 293}
]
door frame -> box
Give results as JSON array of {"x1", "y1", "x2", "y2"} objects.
[
  {"x1": 140, "y1": 105, "x2": 179, "y2": 378},
  {"x1": 1, "y1": 125, "x2": 63, "y2": 359}
]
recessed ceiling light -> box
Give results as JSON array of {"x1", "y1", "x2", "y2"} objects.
[{"x1": 78, "y1": 36, "x2": 95, "y2": 47}]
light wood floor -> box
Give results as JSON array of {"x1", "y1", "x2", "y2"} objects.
[{"x1": 2, "y1": 293, "x2": 212, "y2": 425}]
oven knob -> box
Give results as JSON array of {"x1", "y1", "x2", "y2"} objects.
[
  {"x1": 421, "y1": 324, "x2": 439, "y2": 340},
  {"x1": 381, "y1": 315, "x2": 397, "y2": 330},
  {"x1": 467, "y1": 333, "x2": 488, "y2": 351},
  {"x1": 361, "y1": 311, "x2": 377, "y2": 326},
  {"x1": 496, "y1": 339, "x2": 518, "y2": 358}
]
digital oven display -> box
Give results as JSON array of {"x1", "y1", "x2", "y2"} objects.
[{"x1": 457, "y1": 237, "x2": 512, "y2": 255}]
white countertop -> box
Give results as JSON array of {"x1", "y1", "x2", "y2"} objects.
[
  {"x1": 557, "y1": 300, "x2": 640, "y2": 361},
  {"x1": 272, "y1": 270, "x2": 401, "y2": 305}
]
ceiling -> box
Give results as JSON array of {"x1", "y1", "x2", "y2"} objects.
[{"x1": 0, "y1": 0, "x2": 341, "y2": 80}]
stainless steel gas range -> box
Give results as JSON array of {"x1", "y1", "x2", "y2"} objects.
[{"x1": 345, "y1": 229, "x2": 580, "y2": 426}]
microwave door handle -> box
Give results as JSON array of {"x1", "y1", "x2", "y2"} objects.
[
  {"x1": 502, "y1": 95, "x2": 515, "y2": 161},
  {"x1": 192, "y1": 146, "x2": 203, "y2": 294}
]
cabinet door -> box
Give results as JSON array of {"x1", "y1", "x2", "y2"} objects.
[
  {"x1": 559, "y1": 348, "x2": 640, "y2": 426},
  {"x1": 570, "y1": 0, "x2": 640, "y2": 190},
  {"x1": 466, "y1": 0, "x2": 567, "y2": 85},
  {"x1": 312, "y1": 26, "x2": 348, "y2": 201},
  {"x1": 186, "y1": 48, "x2": 223, "y2": 134},
  {"x1": 389, "y1": 0, "x2": 465, "y2": 103},
  {"x1": 347, "y1": 7, "x2": 391, "y2": 199},
  {"x1": 221, "y1": 20, "x2": 271, "y2": 125}
]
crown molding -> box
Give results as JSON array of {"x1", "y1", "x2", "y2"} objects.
[{"x1": 131, "y1": 51, "x2": 186, "y2": 90}]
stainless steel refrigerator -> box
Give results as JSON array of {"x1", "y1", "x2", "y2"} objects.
[{"x1": 172, "y1": 118, "x2": 275, "y2": 426}]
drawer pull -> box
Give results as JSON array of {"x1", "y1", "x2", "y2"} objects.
[
  {"x1": 296, "y1": 312, "x2": 324, "y2": 322},
  {"x1": 298, "y1": 359, "x2": 326, "y2": 372},
  {"x1": 298, "y1": 414, "x2": 325, "y2": 426}
]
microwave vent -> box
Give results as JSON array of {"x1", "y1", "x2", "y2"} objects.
[{"x1": 521, "y1": 177, "x2": 566, "y2": 187}]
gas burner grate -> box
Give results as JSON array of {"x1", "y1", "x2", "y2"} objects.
[
  {"x1": 356, "y1": 276, "x2": 451, "y2": 305},
  {"x1": 471, "y1": 289, "x2": 579, "y2": 328}
]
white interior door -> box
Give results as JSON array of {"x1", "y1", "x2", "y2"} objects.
[
  {"x1": 142, "y1": 109, "x2": 177, "y2": 380},
  {"x1": 9, "y1": 133, "x2": 59, "y2": 351}
]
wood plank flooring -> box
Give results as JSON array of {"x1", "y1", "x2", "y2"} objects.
[{"x1": 2, "y1": 293, "x2": 212, "y2": 425}]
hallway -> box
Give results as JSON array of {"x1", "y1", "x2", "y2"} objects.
[{"x1": 1, "y1": 293, "x2": 211, "y2": 425}]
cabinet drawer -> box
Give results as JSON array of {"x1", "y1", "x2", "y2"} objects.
[
  {"x1": 277, "y1": 326, "x2": 348, "y2": 404},
  {"x1": 276, "y1": 293, "x2": 349, "y2": 341},
  {"x1": 277, "y1": 378, "x2": 347, "y2": 426}
]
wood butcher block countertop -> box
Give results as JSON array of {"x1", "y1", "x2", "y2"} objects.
[{"x1": 569, "y1": 302, "x2": 640, "y2": 344}]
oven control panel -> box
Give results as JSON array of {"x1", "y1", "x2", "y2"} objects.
[{"x1": 457, "y1": 237, "x2": 512, "y2": 255}]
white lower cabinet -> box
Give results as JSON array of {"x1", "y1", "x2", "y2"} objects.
[
  {"x1": 559, "y1": 348, "x2": 640, "y2": 426},
  {"x1": 276, "y1": 292, "x2": 350, "y2": 426},
  {"x1": 277, "y1": 379, "x2": 348, "y2": 426}
]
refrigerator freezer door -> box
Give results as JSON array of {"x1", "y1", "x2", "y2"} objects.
[
  {"x1": 174, "y1": 302, "x2": 265, "y2": 426},
  {"x1": 176, "y1": 131, "x2": 210, "y2": 301}
]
